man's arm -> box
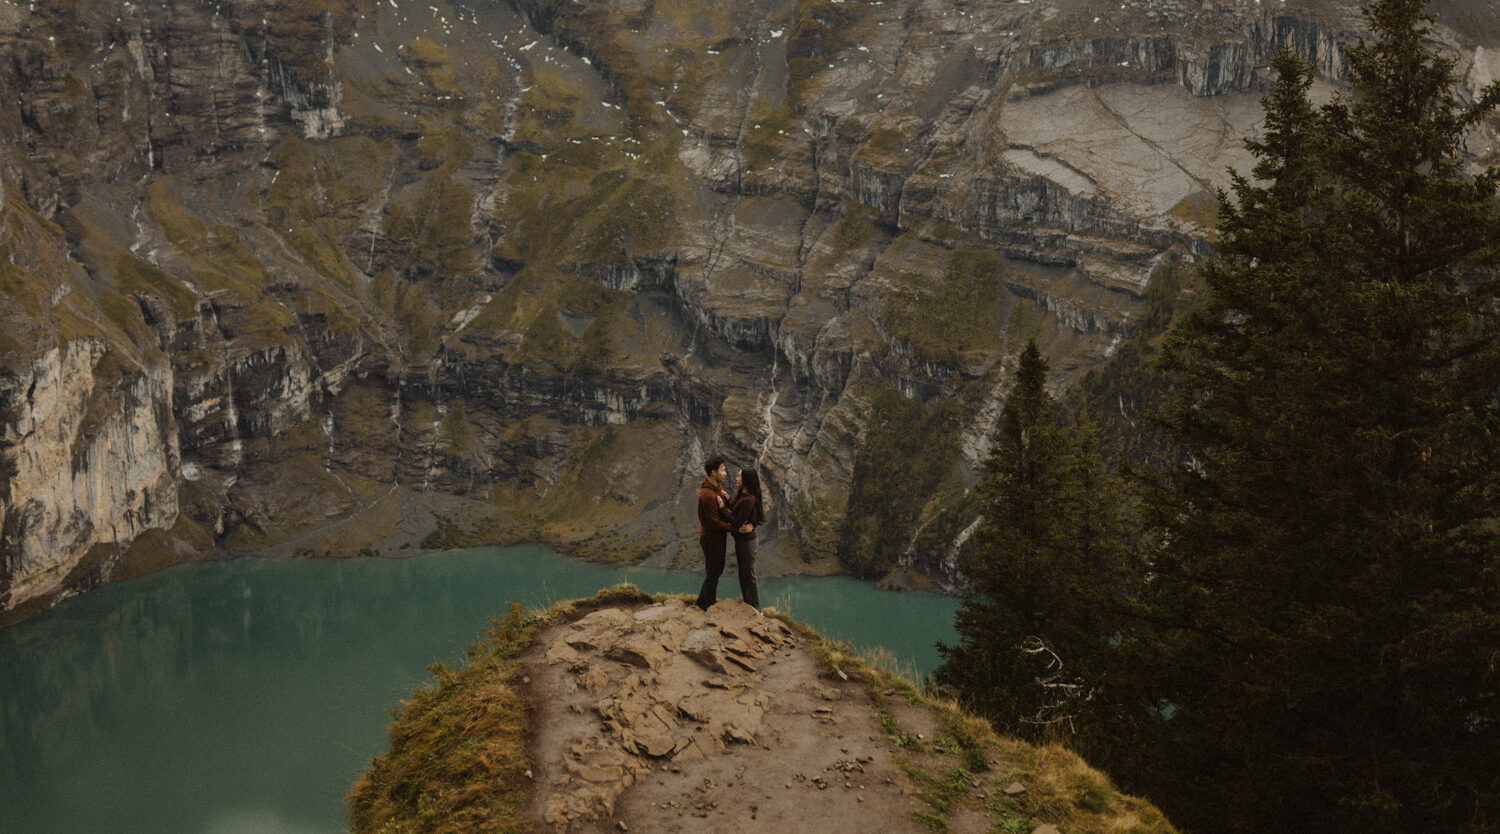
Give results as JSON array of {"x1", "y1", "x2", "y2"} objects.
[{"x1": 725, "y1": 494, "x2": 755, "y2": 534}]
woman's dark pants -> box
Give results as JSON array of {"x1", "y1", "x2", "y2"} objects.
[{"x1": 734, "y1": 537, "x2": 761, "y2": 609}]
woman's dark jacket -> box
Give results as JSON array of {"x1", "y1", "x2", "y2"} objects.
[{"x1": 729, "y1": 492, "x2": 760, "y2": 542}]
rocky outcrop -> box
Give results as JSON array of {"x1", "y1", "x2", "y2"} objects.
[
  {"x1": 529, "y1": 599, "x2": 800, "y2": 828},
  {"x1": 351, "y1": 590, "x2": 1181, "y2": 833},
  {"x1": 0, "y1": 342, "x2": 178, "y2": 610}
]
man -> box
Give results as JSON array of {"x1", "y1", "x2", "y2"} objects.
[{"x1": 694, "y1": 456, "x2": 734, "y2": 610}]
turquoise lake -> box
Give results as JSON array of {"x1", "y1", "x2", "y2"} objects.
[{"x1": 0, "y1": 546, "x2": 961, "y2": 833}]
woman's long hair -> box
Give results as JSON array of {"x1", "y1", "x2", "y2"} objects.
[{"x1": 740, "y1": 468, "x2": 767, "y2": 525}]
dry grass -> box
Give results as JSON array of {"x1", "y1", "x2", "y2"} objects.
[
  {"x1": 765, "y1": 610, "x2": 1178, "y2": 834},
  {"x1": 301, "y1": 486, "x2": 409, "y2": 557},
  {"x1": 419, "y1": 505, "x2": 536, "y2": 552},
  {"x1": 348, "y1": 585, "x2": 656, "y2": 833},
  {"x1": 349, "y1": 602, "x2": 535, "y2": 833},
  {"x1": 1168, "y1": 189, "x2": 1221, "y2": 231},
  {"x1": 111, "y1": 516, "x2": 213, "y2": 581}
]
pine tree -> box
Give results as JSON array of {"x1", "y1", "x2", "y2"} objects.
[
  {"x1": 1114, "y1": 3, "x2": 1500, "y2": 830},
  {"x1": 935, "y1": 339, "x2": 1129, "y2": 736}
]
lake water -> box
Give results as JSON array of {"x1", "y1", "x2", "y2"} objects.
[{"x1": 0, "y1": 546, "x2": 960, "y2": 833}]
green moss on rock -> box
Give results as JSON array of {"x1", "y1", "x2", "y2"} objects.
[
  {"x1": 144, "y1": 181, "x2": 209, "y2": 249},
  {"x1": 838, "y1": 383, "x2": 965, "y2": 578},
  {"x1": 384, "y1": 169, "x2": 480, "y2": 277},
  {"x1": 885, "y1": 248, "x2": 1008, "y2": 364},
  {"x1": 742, "y1": 102, "x2": 801, "y2": 172},
  {"x1": 114, "y1": 252, "x2": 199, "y2": 320}
]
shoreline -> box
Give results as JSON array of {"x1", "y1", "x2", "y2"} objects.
[
  {"x1": 2, "y1": 487, "x2": 955, "y2": 629},
  {"x1": 223, "y1": 486, "x2": 828, "y2": 581}
]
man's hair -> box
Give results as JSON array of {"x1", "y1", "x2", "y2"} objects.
[{"x1": 703, "y1": 456, "x2": 726, "y2": 476}]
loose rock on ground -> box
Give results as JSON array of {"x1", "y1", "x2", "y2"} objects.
[{"x1": 522, "y1": 598, "x2": 941, "y2": 833}]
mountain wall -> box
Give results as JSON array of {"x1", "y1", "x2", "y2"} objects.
[{"x1": 2, "y1": 0, "x2": 1497, "y2": 617}]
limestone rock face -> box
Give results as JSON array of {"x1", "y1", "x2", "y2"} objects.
[
  {"x1": 0, "y1": 342, "x2": 178, "y2": 608},
  {"x1": 1, "y1": 0, "x2": 1497, "y2": 614}
]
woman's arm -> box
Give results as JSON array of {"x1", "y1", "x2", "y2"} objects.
[{"x1": 729, "y1": 494, "x2": 755, "y2": 532}]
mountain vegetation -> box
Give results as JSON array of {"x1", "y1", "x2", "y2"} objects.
[
  {"x1": 838, "y1": 383, "x2": 966, "y2": 579},
  {"x1": 934, "y1": 340, "x2": 1132, "y2": 737},
  {"x1": 938, "y1": 2, "x2": 1500, "y2": 831}
]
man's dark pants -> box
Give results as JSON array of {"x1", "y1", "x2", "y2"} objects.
[{"x1": 695, "y1": 534, "x2": 727, "y2": 610}]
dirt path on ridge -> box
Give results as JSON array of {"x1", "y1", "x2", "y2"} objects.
[{"x1": 517, "y1": 597, "x2": 958, "y2": 834}]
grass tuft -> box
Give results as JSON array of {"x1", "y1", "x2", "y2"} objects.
[{"x1": 350, "y1": 586, "x2": 653, "y2": 832}]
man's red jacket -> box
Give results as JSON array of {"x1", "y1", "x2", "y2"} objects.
[{"x1": 697, "y1": 478, "x2": 732, "y2": 538}]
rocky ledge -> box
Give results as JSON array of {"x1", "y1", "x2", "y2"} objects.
[{"x1": 349, "y1": 587, "x2": 1177, "y2": 834}]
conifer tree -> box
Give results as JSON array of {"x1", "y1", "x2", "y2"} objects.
[
  {"x1": 935, "y1": 339, "x2": 1128, "y2": 736},
  {"x1": 1116, "y1": 2, "x2": 1500, "y2": 830}
]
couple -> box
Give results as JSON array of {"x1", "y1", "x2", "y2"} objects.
[{"x1": 694, "y1": 456, "x2": 765, "y2": 611}]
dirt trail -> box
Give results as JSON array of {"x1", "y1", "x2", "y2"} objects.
[{"x1": 519, "y1": 598, "x2": 943, "y2": 833}]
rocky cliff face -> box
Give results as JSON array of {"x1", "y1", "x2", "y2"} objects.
[
  {"x1": 0, "y1": 341, "x2": 178, "y2": 607},
  {"x1": 2, "y1": 0, "x2": 1497, "y2": 615}
]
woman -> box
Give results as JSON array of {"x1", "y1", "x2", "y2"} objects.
[{"x1": 728, "y1": 467, "x2": 766, "y2": 610}]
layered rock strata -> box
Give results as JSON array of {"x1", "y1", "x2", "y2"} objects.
[
  {"x1": 0, "y1": 342, "x2": 178, "y2": 606},
  {"x1": 1, "y1": 0, "x2": 1496, "y2": 615}
]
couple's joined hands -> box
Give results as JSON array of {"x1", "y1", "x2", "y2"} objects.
[{"x1": 716, "y1": 496, "x2": 753, "y2": 533}]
